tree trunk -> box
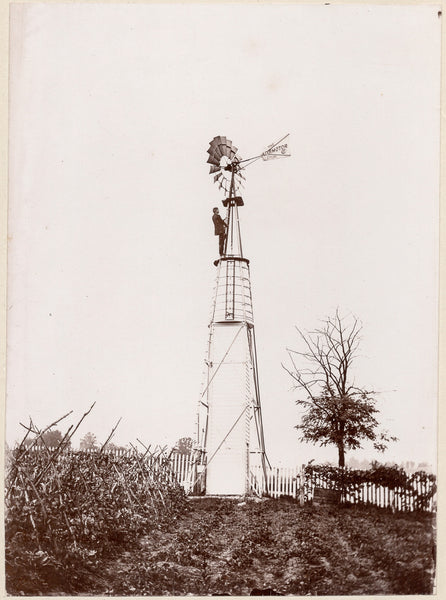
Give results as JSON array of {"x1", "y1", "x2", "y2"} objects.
[
  {"x1": 338, "y1": 442, "x2": 345, "y2": 468},
  {"x1": 338, "y1": 421, "x2": 345, "y2": 467}
]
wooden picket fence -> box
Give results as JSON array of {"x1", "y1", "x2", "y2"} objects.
[
  {"x1": 170, "y1": 458, "x2": 436, "y2": 512},
  {"x1": 257, "y1": 465, "x2": 302, "y2": 500},
  {"x1": 170, "y1": 451, "x2": 195, "y2": 491},
  {"x1": 307, "y1": 468, "x2": 436, "y2": 512},
  {"x1": 27, "y1": 447, "x2": 436, "y2": 512},
  {"x1": 27, "y1": 445, "x2": 196, "y2": 492},
  {"x1": 250, "y1": 464, "x2": 436, "y2": 512}
]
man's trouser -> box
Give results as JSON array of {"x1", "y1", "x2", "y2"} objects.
[{"x1": 218, "y1": 233, "x2": 226, "y2": 256}]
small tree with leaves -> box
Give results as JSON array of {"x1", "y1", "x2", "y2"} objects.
[
  {"x1": 283, "y1": 311, "x2": 396, "y2": 467},
  {"x1": 174, "y1": 437, "x2": 193, "y2": 455},
  {"x1": 23, "y1": 429, "x2": 71, "y2": 449},
  {"x1": 79, "y1": 432, "x2": 98, "y2": 451}
]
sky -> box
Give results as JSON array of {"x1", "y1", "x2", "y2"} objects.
[{"x1": 7, "y1": 3, "x2": 440, "y2": 470}]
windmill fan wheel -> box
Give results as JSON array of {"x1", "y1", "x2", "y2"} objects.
[{"x1": 207, "y1": 136, "x2": 244, "y2": 195}]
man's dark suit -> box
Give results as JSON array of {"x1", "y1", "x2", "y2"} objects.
[{"x1": 212, "y1": 213, "x2": 227, "y2": 255}]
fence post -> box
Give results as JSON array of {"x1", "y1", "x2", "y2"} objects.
[{"x1": 299, "y1": 464, "x2": 305, "y2": 507}]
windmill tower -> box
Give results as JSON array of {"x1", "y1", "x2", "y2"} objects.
[{"x1": 195, "y1": 135, "x2": 288, "y2": 496}]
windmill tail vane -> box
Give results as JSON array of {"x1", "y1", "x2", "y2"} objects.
[{"x1": 261, "y1": 133, "x2": 291, "y2": 161}]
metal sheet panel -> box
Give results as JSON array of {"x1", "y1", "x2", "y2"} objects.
[
  {"x1": 213, "y1": 260, "x2": 254, "y2": 324},
  {"x1": 205, "y1": 324, "x2": 250, "y2": 495}
]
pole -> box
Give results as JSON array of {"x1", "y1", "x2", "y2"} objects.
[{"x1": 299, "y1": 463, "x2": 305, "y2": 507}]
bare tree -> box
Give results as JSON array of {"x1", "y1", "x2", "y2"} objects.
[{"x1": 283, "y1": 310, "x2": 395, "y2": 467}]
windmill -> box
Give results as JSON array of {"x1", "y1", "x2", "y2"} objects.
[{"x1": 194, "y1": 135, "x2": 290, "y2": 496}]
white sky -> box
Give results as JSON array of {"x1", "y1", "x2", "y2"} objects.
[{"x1": 7, "y1": 3, "x2": 440, "y2": 469}]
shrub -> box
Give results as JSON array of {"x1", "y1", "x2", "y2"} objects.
[{"x1": 304, "y1": 462, "x2": 436, "y2": 511}]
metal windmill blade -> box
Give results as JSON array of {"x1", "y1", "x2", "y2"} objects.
[
  {"x1": 207, "y1": 152, "x2": 221, "y2": 166},
  {"x1": 228, "y1": 146, "x2": 238, "y2": 159},
  {"x1": 208, "y1": 137, "x2": 224, "y2": 156},
  {"x1": 207, "y1": 136, "x2": 244, "y2": 196},
  {"x1": 218, "y1": 140, "x2": 234, "y2": 160},
  {"x1": 207, "y1": 140, "x2": 223, "y2": 164},
  {"x1": 223, "y1": 139, "x2": 238, "y2": 159},
  {"x1": 208, "y1": 136, "x2": 235, "y2": 162}
]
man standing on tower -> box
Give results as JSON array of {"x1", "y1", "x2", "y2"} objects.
[{"x1": 212, "y1": 207, "x2": 227, "y2": 256}]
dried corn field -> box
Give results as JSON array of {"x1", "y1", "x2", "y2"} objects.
[{"x1": 5, "y1": 411, "x2": 188, "y2": 595}]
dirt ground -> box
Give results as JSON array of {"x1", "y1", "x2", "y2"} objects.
[
  {"x1": 7, "y1": 497, "x2": 436, "y2": 596},
  {"x1": 98, "y1": 497, "x2": 435, "y2": 596}
]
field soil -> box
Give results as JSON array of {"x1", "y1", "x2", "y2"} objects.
[{"x1": 7, "y1": 497, "x2": 436, "y2": 596}]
